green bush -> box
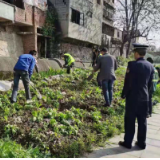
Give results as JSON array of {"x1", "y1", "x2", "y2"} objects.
[{"x1": 0, "y1": 139, "x2": 42, "y2": 158}]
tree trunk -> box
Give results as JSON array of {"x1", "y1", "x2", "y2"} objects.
[
  {"x1": 120, "y1": 42, "x2": 125, "y2": 56},
  {"x1": 126, "y1": 40, "x2": 131, "y2": 58}
]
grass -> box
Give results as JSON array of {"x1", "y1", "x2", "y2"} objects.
[{"x1": 0, "y1": 66, "x2": 159, "y2": 158}]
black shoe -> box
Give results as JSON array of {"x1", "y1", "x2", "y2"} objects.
[
  {"x1": 103, "y1": 104, "x2": 110, "y2": 107},
  {"x1": 10, "y1": 98, "x2": 16, "y2": 104},
  {"x1": 119, "y1": 141, "x2": 132, "y2": 149},
  {"x1": 147, "y1": 114, "x2": 150, "y2": 118},
  {"x1": 10, "y1": 100, "x2": 16, "y2": 104},
  {"x1": 135, "y1": 141, "x2": 146, "y2": 150}
]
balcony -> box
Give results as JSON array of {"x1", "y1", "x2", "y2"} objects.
[
  {"x1": 103, "y1": 0, "x2": 115, "y2": 9},
  {"x1": 0, "y1": 1, "x2": 14, "y2": 22},
  {"x1": 103, "y1": 8, "x2": 113, "y2": 21}
]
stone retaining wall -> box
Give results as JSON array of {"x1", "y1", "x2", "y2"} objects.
[{"x1": 0, "y1": 57, "x2": 90, "y2": 80}]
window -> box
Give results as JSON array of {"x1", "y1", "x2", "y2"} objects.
[
  {"x1": 71, "y1": 9, "x2": 84, "y2": 26},
  {"x1": 63, "y1": 0, "x2": 66, "y2": 5},
  {"x1": 97, "y1": 0, "x2": 101, "y2": 5}
]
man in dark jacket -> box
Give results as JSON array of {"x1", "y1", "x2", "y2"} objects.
[
  {"x1": 11, "y1": 50, "x2": 37, "y2": 103},
  {"x1": 94, "y1": 48, "x2": 117, "y2": 107},
  {"x1": 120, "y1": 44, "x2": 154, "y2": 150}
]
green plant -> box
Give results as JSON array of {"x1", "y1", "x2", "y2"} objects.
[
  {"x1": 0, "y1": 66, "x2": 158, "y2": 158},
  {"x1": 4, "y1": 124, "x2": 19, "y2": 136},
  {"x1": 0, "y1": 139, "x2": 42, "y2": 158}
]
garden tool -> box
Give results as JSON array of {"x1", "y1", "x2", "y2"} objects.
[
  {"x1": 87, "y1": 72, "x2": 95, "y2": 81},
  {"x1": 30, "y1": 83, "x2": 42, "y2": 100},
  {"x1": 18, "y1": 77, "x2": 42, "y2": 100}
]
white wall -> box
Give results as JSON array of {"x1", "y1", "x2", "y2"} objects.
[
  {"x1": 0, "y1": 1, "x2": 14, "y2": 21},
  {"x1": 68, "y1": 0, "x2": 103, "y2": 45},
  {"x1": 23, "y1": 0, "x2": 48, "y2": 11},
  {"x1": 0, "y1": 26, "x2": 24, "y2": 57},
  {"x1": 114, "y1": 28, "x2": 122, "y2": 40}
]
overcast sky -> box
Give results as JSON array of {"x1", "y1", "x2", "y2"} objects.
[
  {"x1": 139, "y1": 32, "x2": 160, "y2": 49},
  {"x1": 115, "y1": 0, "x2": 160, "y2": 49}
]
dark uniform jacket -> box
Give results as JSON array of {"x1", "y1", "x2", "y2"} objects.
[{"x1": 122, "y1": 58, "x2": 154, "y2": 115}]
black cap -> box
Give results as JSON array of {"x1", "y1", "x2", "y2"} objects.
[{"x1": 132, "y1": 43, "x2": 149, "y2": 51}]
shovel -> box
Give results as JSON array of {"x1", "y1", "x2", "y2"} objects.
[{"x1": 87, "y1": 72, "x2": 95, "y2": 81}]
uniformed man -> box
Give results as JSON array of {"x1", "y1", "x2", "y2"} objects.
[
  {"x1": 62, "y1": 53, "x2": 75, "y2": 74},
  {"x1": 147, "y1": 57, "x2": 159, "y2": 117},
  {"x1": 119, "y1": 43, "x2": 154, "y2": 149}
]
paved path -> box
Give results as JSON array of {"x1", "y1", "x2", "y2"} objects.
[{"x1": 84, "y1": 105, "x2": 160, "y2": 158}]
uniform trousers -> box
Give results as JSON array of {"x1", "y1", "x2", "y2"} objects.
[{"x1": 124, "y1": 100, "x2": 148, "y2": 147}]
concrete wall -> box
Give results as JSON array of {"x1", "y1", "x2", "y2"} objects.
[
  {"x1": 114, "y1": 28, "x2": 122, "y2": 41},
  {"x1": 50, "y1": 0, "x2": 69, "y2": 37},
  {"x1": 0, "y1": 57, "x2": 88, "y2": 80},
  {"x1": 0, "y1": 26, "x2": 24, "y2": 57},
  {"x1": 68, "y1": 0, "x2": 102, "y2": 45},
  {"x1": 61, "y1": 43, "x2": 92, "y2": 61},
  {"x1": 0, "y1": 1, "x2": 14, "y2": 21},
  {"x1": 53, "y1": 0, "x2": 102, "y2": 45}
]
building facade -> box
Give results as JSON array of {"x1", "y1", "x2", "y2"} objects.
[
  {"x1": 52, "y1": 0, "x2": 123, "y2": 60},
  {"x1": 0, "y1": 0, "x2": 47, "y2": 57},
  {"x1": 0, "y1": 0, "x2": 124, "y2": 60}
]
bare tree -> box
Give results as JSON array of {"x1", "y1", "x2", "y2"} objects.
[{"x1": 115, "y1": 0, "x2": 160, "y2": 57}]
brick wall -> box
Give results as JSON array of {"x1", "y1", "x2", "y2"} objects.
[
  {"x1": 22, "y1": 35, "x2": 37, "y2": 54},
  {"x1": 25, "y1": 3, "x2": 33, "y2": 24},
  {"x1": 15, "y1": 3, "x2": 46, "y2": 27},
  {"x1": 35, "y1": 7, "x2": 46, "y2": 27},
  {"x1": 15, "y1": 7, "x2": 25, "y2": 23},
  {"x1": 15, "y1": 3, "x2": 33, "y2": 25}
]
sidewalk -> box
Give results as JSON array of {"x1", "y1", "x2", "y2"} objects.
[{"x1": 84, "y1": 105, "x2": 160, "y2": 158}]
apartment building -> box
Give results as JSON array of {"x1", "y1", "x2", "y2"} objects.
[
  {"x1": 51, "y1": 0, "x2": 104, "y2": 60},
  {"x1": 0, "y1": 0, "x2": 47, "y2": 57},
  {"x1": 0, "y1": 0, "x2": 123, "y2": 60},
  {"x1": 52, "y1": 0, "x2": 123, "y2": 60}
]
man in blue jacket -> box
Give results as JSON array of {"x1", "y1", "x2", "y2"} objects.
[{"x1": 11, "y1": 50, "x2": 37, "y2": 103}]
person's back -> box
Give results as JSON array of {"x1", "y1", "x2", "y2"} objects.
[
  {"x1": 11, "y1": 50, "x2": 37, "y2": 104},
  {"x1": 63, "y1": 53, "x2": 75, "y2": 74},
  {"x1": 14, "y1": 54, "x2": 35, "y2": 73},
  {"x1": 130, "y1": 59, "x2": 154, "y2": 102},
  {"x1": 94, "y1": 48, "x2": 117, "y2": 107},
  {"x1": 98, "y1": 54, "x2": 117, "y2": 81}
]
